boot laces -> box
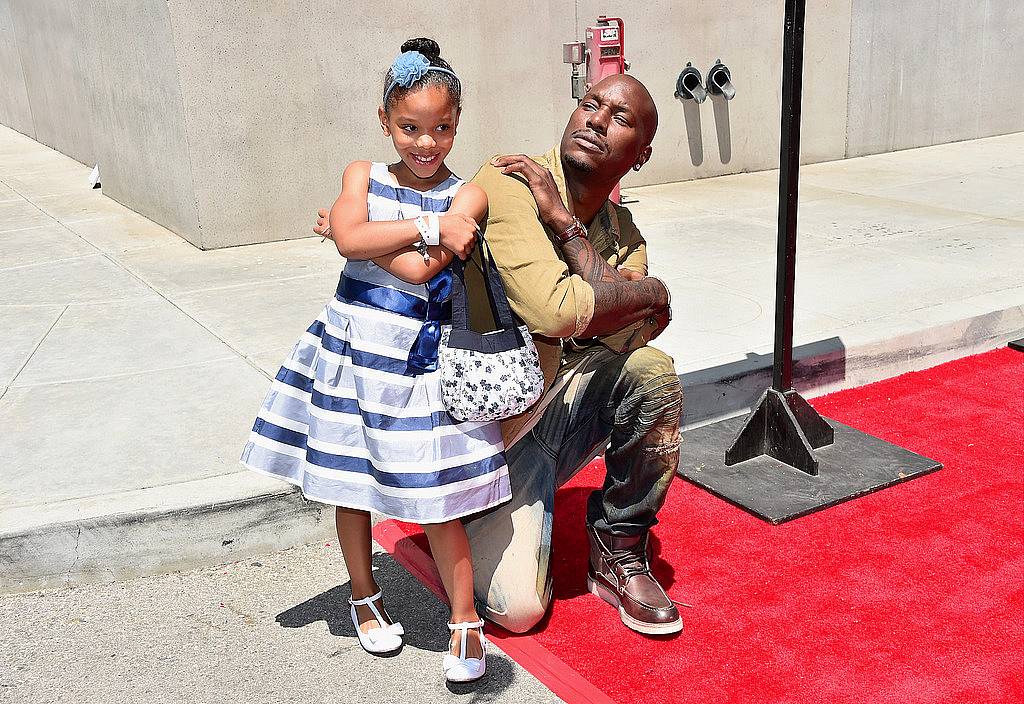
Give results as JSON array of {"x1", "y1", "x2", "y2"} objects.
[{"x1": 606, "y1": 545, "x2": 651, "y2": 580}]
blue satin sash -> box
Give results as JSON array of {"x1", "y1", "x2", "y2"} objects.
[{"x1": 335, "y1": 271, "x2": 452, "y2": 372}]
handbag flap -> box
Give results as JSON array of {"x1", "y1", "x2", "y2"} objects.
[{"x1": 446, "y1": 326, "x2": 526, "y2": 353}]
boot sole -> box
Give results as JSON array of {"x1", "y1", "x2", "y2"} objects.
[{"x1": 587, "y1": 575, "x2": 683, "y2": 635}]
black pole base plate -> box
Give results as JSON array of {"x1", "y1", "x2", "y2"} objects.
[
  {"x1": 678, "y1": 416, "x2": 941, "y2": 524},
  {"x1": 1009, "y1": 338, "x2": 1024, "y2": 352},
  {"x1": 725, "y1": 388, "x2": 834, "y2": 475}
]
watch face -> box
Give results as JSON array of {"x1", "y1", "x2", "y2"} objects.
[{"x1": 561, "y1": 218, "x2": 587, "y2": 242}]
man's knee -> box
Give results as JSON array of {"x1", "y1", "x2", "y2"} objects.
[
  {"x1": 620, "y1": 347, "x2": 682, "y2": 425},
  {"x1": 466, "y1": 492, "x2": 554, "y2": 633},
  {"x1": 478, "y1": 576, "x2": 552, "y2": 634}
]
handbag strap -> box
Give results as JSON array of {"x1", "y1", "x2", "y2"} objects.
[{"x1": 451, "y1": 234, "x2": 518, "y2": 332}]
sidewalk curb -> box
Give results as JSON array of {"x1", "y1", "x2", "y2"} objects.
[
  {"x1": 2, "y1": 304, "x2": 1021, "y2": 594},
  {"x1": 0, "y1": 473, "x2": 332, "y2": 594},
  {"x1": 680, "y1": 302, "x2": 1024, "y2": 429}
]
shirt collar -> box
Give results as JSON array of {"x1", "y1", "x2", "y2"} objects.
[{"x1": 541, "y1": 145, "x2": 620, "y2": 252}]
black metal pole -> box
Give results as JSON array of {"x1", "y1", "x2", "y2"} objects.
[{"x1": 772, "y1": 0, "x2": 807, "y2": 392}]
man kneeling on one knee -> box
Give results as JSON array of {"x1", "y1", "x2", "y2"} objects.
[{"x1": 463, "y1": 75, "x2": 682, "y2": 635}]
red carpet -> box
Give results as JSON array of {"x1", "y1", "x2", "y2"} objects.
[{"x1": 375, "y1": 347, "x2": 1024, "y2": 704}]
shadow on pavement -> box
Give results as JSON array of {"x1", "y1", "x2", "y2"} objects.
[{"x1": 274, "y1": 552, "x2": 519, "y2": 699}]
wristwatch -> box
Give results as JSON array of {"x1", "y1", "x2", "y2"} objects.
[{"x1": 555, "y1": 216, "x2": 588, "y2": 244}]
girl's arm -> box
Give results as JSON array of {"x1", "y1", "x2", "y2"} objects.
[
  {"x1": 373, "y1": 183, "x2": 488, "y2": 285},
  {"x1": 328, "y1": 161, "x2": 424, "y2": 259}
]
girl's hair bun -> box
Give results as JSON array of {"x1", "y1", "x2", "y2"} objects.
[{"x1": 400, "y1": 37, "x2": 441, "y2": 61}]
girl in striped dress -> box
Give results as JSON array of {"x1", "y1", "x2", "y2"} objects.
[{"x1": 241, "y1": 38, "x2": 507, "y2": 683}]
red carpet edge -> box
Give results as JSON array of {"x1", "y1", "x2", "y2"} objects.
[{"x1": 373, "y1": 519, "x2": 617, "y2": 704}]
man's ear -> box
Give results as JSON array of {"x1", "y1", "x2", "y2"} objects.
[
  {"x1": 378, "y1": 106, "x2": 390, "y2": 136},
  {"x1": 634, "y1": 144, "x2": 653, "y2": 171}
]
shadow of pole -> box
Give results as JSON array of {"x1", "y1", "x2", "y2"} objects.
[{"x1": 678, "y1": 335, "x2": 848, "y2": 429}]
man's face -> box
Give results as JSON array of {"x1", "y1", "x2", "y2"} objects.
[{"x1": 559, "y1": 77, "x2": 654, "y2": 182}]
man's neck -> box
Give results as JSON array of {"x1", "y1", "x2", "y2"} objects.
[{"x1": 562, "y1": 160, "x2": 617, "y2": 226}]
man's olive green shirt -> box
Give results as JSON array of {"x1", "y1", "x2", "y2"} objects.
[{"x1": 466, "y1": 147, "x2": 655, "y2": 446}]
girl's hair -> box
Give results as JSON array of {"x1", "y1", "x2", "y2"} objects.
[{"x1": 383, "y1": 38, "x2": 462, "y2": 113}]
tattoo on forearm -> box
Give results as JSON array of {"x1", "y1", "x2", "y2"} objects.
[
  {"x1": 560, "y1": 238, "x2": 622, "y2": 285},
  {"x1": 559, "y1": 238, "x2": 667, "y2": 333}
]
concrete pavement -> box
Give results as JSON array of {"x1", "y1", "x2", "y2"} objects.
[
  {"x1": 0, "y1": 540, "x2": 562, "y2": 704},
  {"x1": 1, "y1": 124, "x2": 1022, "y2": 593}
]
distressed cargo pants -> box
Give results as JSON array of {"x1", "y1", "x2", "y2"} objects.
[{"x1": 464, "y1": 344, "x2": 682, "y2": 633}]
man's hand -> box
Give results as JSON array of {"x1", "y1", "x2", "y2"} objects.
[
  {"x1": 492, "y1": 155, "x2": 573, "y2": 233},
  {"x1": 313, "y1": 208, "x2": 331, "y2": 239},
  {"x1": 439, "y1": 213, "x2": 479, "y2": 260},
  {"x1": 618, "y1": 266, "x2": 645, "y2": 282},
  {"x1": 649, "y1": 305, "x2": 671, "y2": 342}
]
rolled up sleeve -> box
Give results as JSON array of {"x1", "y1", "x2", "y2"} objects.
[{"x1": 611, "y1": 205, "x2": 649, "y2": 275}]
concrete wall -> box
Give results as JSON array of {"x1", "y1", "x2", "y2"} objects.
[
  {"x1": 164, "y1": 0, "x2": 576, "y2": 248},
  {"x1": 846, "y1": 0, "x2": 1024, "y2": 156},
  {"x1": 0, "y1": 1, "x2": 33, "y2": 137},
  {"x1": 84, "y1": 0, "x2": 199, "y2": 242},
  {"x1": 0, "y1": 0, "x2": 199, "y2": 240},
  {"x1": 4, "y1": 0, "x2": 96, "y2": 164},
  {"x1": 1, "y1": 0, "x2": 1022, "y2": 249},
  {"x1": 584, "y1": 0, "x2": 854, "y2": 189}
]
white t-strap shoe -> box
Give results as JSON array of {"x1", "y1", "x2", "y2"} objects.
[
  {"x1": 443, "y1": 619, "x2": 487, "y2": 682},
  {"x1": 349, "y1": 590, "x2": 404, "y2": 654}
]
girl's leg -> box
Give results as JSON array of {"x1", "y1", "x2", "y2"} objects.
[
  {"x1": 336, "y1": 506, "x2": 391, "y2": 631},
  {"x1": 422, "y1": 519, "x2": 483, "y2": 659}
]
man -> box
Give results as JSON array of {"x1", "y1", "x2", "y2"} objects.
[{"x1": 317, "y1": 75, "x2": 682, "y2": 635}]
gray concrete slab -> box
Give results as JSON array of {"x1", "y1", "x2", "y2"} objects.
[
  {"x1": 0, "y1": 182, "x2": 20, "y2": 202},
  {"x1": 63, "y1": 211, "x2": 188, "y2": 255},
  {"x1": 0, "y1": 541, "x2": 561, "y2": 704},
  {"x1": 0, "y1": 254, "x2": 156, "y2": 305},
  {"x1": 11, "y1": 297, "x2": 237, "y2": 387},
  {"x1": 173, "y1": 274, "x2": 336, "y2": 358},
  {"x1": 0, "y1": 199, "x2": 53, "y2": 231},
  {"x1": 1, "y1": 159, "x2": 92, "y2": 199},
  {"x1": 0, "y1": 223, "x2": 96, "y2": 268},
  {"x1": 856, "y1": 172, "x2": 1024, "y2": 220},
  {"x1": 0, "y1": 304, "x2": 66, "y2": 391},
  {"x1": 0, "y1": 358, "x2": 263, "y2": 508},
  {"x1": 638, "y1": 169, "x2": 842, "y2": 214},
  {"x1": 32, "y1": 189, "x2": 135, "y2": 223},
  {"x1": 697, "y1": 244, "x2": 995, "y2": 325},
  {"x1": 118, "y1": 238, "x2": 340, "y2": 296},
  {"x1": 740, "y1": 192, "x2": 989, "y2": 248}
]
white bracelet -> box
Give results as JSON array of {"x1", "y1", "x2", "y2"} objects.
[
  {"x1": 413, "y1": 215, "x2": 431, "y2": 244},
  {"x1": 424, "y1": 212, "x2": 440, "y2": 246}
]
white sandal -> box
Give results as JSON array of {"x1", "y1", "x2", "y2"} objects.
[
  {"x1": 349, "y1": 590, "x2": 404, "y2": 654},
  {"x1": 442, "y1": 619, "x2": 487, "y2": 682}
]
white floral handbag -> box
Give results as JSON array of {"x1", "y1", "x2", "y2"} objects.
[{"x1": 438, "y1": 238, "x2": 545, "y2": 422}]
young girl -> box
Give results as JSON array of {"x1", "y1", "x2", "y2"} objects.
[{"x1": 241, "y1": 38, "x2": 508, "y2": 683}]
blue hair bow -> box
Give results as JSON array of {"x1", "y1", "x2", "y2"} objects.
[
  {"x1": 383, "y1": 51, "x2": 459, "y2": 105},
  {"x1": 391, "y1": 51, "x2": 431, "y2": 88}
]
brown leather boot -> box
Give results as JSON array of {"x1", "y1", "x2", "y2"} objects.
[{"x1": 586, "y1": 523, "x2": 682, "y2": 635}]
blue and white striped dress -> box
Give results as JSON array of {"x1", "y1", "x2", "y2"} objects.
[{"x1": 241, "y1": 163, "x2": 511, "y2": 523}]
